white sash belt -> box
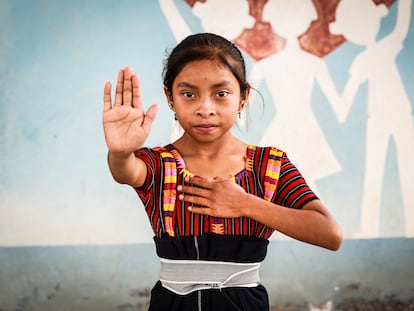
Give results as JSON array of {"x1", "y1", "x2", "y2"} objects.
[{"x1": 159, "y1": 258, "x2": 261, "y2": 295}]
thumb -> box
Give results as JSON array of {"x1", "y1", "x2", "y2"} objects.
[{"x1": 142, "y1": 104, "x2": 159, "y2": 129}]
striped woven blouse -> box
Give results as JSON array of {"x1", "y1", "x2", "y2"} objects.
[{"x1": 134, "y1": 144, "x2": 317, "y2": 240}]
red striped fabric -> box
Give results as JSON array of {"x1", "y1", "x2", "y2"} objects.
[{"x1": 134, "y1": 145, "x2": 317, "y2": 239}]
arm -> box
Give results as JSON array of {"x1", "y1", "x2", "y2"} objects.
[
  {"x1": 315, "y1": 61, "x2": 345, "y2": 122},
  {"x1": 391, "y1": 0, "x2": 411, "y2": 43},
  {"x1": 338, "y1": 71, "x2": 365, "y2": 123},
  {"x1": 178, "y1": 176, "x2": 343, "y2": 251},
  {"x1": 334, "y1": 50, "x2": 369, "y2": 123},
  {"x1": 159, "y1": 0, "x2": 192, "y2": 42},
  {"x1": 242, "y1": 195, "x2": 342, "y2": 251},
  {"x1": 103, "y1": 67, "x2": 158, "y2": 187}
]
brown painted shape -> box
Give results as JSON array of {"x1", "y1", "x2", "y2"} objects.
[{"x1": 184, "y1": 0, "x2": 397, "y2": 60}]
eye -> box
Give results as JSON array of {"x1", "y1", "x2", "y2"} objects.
[
  {"x1": 182, "y1": 91, "x2": 195, "y2": 99},
  {"x1": 216, "y1": 91, "x2": 229, "y2": 98}
]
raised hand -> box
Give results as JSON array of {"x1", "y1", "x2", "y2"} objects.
[{"x1": 103, "y1": 67, "x2": 158, "y2": 155}]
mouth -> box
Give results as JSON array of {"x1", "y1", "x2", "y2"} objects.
[{"x1": 194, "y1": 124, "x2": 218, "y2": 133}]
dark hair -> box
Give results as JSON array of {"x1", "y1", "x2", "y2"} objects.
[{"x1": 162, "y1": 33, "x2": 249, "y2": 96}]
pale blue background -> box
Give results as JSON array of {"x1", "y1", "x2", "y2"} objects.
[
  {"x1": 1, "y1": 0, "x2": 413, "y2": 244},
  {"x1": 0, "y1": 0, "x2": 413, "y2": 309}
]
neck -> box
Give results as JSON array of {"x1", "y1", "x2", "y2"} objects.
[
  {"x1": 284, "y1": 39, "x2": 301, "y2": 50},
  {"x1": 173, "y1": 133, "x2": 243, "y2": 158}
]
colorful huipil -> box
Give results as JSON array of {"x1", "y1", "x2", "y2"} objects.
[{"x1": 134, "y1": 144, "x2": 318, "y2": 311}]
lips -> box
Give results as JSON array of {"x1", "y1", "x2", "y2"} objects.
[{"x1": 194, "y1": 124, "x2": 218, "y2": 133}]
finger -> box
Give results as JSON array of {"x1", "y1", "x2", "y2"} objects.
[
  {"x1": 123, "y1": 66, "x2": 133, "y2": 106},
  {"x1": 185, "y1": 177, "x2": 213, "y2": 189},
  {"x1": 141, "y1": 104, "x2": 159, "y2": 132},
  {"x1": 188, "y1": 205, "x2": 210, "y2": 215},
  {"x1": 115, "y1": 69, "x2": 124, "y2": 106},
  {"x1": 132, "y1": 74, "x2": 143, "y2": 109},
  {"x1": 179, "y1": 184, "x2": 210, "y2": 198},
  {"x1": 103, "y1": 82, "x2": 112, "y2": 111},
  {"x1": 179, "y1": 193, "x2": 209, "y2": 209}
]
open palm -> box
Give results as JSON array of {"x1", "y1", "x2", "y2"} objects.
[{"x1": 103, "y1": 67, "x2": 158, "y2": 154}]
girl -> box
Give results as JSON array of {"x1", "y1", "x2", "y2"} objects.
[{"x1": 103, "y1": 33, "x2": 342, "y2": 311}]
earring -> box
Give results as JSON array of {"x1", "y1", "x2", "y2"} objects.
[{"x1": 174, "y1": 113, "x2": 177, "y2": 120}]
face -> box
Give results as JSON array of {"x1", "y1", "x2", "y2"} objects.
[
  {"x1": 264, "y1": 0, "x2": 317, "y2": 39},
  {"x1": 330, "y1": 0, "x2": 386, "y2": 46},
  {"x1": 193, "y1": 0, "x2": 255, "y2": 39},
  {"x1": 165, "y1": 59, "x2": 248, "y2": 144}
]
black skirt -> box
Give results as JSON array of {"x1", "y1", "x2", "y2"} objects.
[{"x1": 148, "y1": 233, "x2": 270, "y2": 311}]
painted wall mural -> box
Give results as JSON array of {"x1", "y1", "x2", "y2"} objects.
[
  {"x1": 0, "y1": 0, "x2": 413, "y2": 247},
  {"x1": 160, "y1": 0, "x2": 414, "y2": 239},
  {"x1": 0, "y1": 1, "x2": 413, "y2": 309}
]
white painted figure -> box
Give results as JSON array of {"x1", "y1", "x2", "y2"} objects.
[
  {"x1": 330, "y1": 0, "x2": 414, "y2": 237},
  {"x1": 159, "y1": 0, "x2": 255, "y2": 141},
  {"x1": 249, "y1": 0, "x2": 342, "y2": 192}
]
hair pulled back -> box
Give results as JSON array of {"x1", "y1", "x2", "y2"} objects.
[{"x1": 162, "y1": 33, "x2": 249, "y2": 96}]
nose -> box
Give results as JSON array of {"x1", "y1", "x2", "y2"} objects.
[{"x1": 196, "y1": 98, "x2": 216, "y2": 118}]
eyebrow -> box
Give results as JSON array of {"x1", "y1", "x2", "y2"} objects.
[{"x1": 176, "y1": 80, "x2": 233, "y2": 89}]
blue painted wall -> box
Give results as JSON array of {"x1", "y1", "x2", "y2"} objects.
[
  {"x1": 1, "y1": 0, "x2": 413, "y2": 309},
  {"x1": 1, "y1": 239, "x2": 413, "y2": 309}
]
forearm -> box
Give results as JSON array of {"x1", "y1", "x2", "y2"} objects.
[
  {"x1": 177, "y1": 176, "x2": 342, "y2": 250},
  {"x1": 242, "y1": 194, "x2": 343, "y2": 250},
  {"x1": 107, "y1": 151, "x2": 146, "y2": 187},
  {"x1": 395, "y1": 0, "x2": 411, "y2": 41}
]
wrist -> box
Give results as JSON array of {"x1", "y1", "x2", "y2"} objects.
[
  {"x1": 240, "y1": 192, "x2": 256, "y2": 218},
  {"x1": 108, "y1": 150, "x2": 135, "y2": 161}
]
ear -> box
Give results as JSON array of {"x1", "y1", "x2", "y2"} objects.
[
  {"x1": 240, "y1": 85, "x2": 251, "y2": 111},
  {"x1": 163, "y1": 87, "x2": 175, "y2": 110}
]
